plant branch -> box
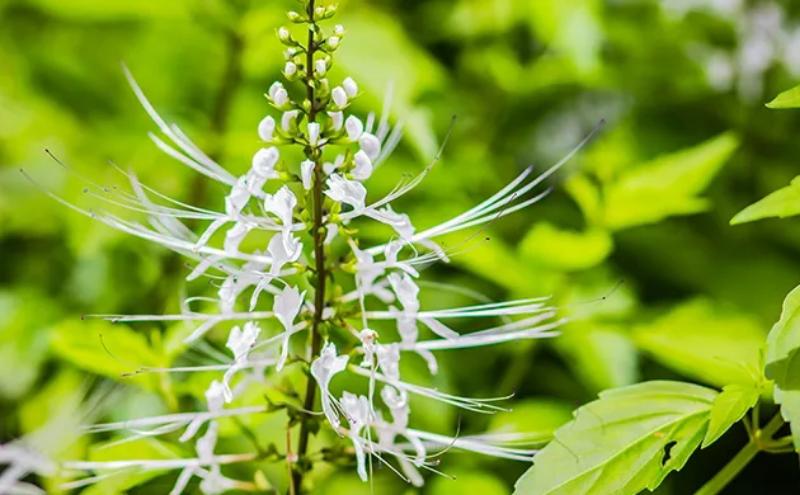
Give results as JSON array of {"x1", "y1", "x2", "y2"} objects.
[
  {"x1": 291, "y1": 1, "x2": 324, "y2": 492},
  {"x1": 694, "y1": 412, "x2": 785, "y2": 495}
]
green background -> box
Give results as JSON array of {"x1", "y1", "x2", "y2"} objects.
[{"x1": 2, "y1": 0, "x2": 800, "y2": 493}]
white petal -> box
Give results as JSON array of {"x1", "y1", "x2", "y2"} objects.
[
  {"x1": 359, "y1": 133, "x2": 381, "y2": 160},
  {"x1": 345, "y1": 115, "x2": 364, "y2": 141},
  {"x1": 325, "y1": 174, "x2": 367, "y2": 210},
  {"x1": 352, "y1": 150, "x2": 373, "y2": 180},
  {"x1": 307, "y1": 122, "x2": 321, "y2": 146},
  {"x1": 258, "y1": 116, "x2": 275, "y2": 141},
  {"x1": 343, "y1": 77, "x2": 358, "y2": 97},
  {"x1": 331, "y1": 86, "x2": 347, "y2": 107},
  {"x1": 328, "y1": 111, "x2": 344, "y2": 131},
  {"x1": 300, "y1": 159, "x2": 315, "y2": 190}
]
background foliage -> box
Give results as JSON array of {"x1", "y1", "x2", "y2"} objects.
[{"x1": 2, "y1": 0, "x2": 800, "y2": 493}]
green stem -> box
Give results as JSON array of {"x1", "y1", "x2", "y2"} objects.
[
  {"x1": 694, "y1": 413, "x2": 785, "y2": 495},
  {"x1": 291, "y1": 2, "x2": 323, "y2": 493}
]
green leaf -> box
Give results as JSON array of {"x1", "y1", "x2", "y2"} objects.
[
  {"x1": 702, "y1": 383, "x2": 760, "y2": 448},
  {"x1": 764, "y1": 284, "x2": 800, "y2": 449},
  {"x1": 513, "y1": 381, "x2": 717, "y2": 495},
  {"x1": 766, "y1": 84, "x2": 800, "y2": 109},
  {"x1": 730, "y1": 176, "x2": 800, "y2": 224},
  {"x1": 50, "y1": 318, "x2": 161, "y2": 389},
  {"x1": 633, "y1": 299, "x2": 765, "y2": 387},
  {"x1": 519, "y1": 223, "x2": 613, "y2": 271},
  {"x1": 602, "y1": 133, "x2": 739, "y2": 230}
]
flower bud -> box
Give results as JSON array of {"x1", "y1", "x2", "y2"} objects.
[
  {"x1": 343, "y1": 77, "x2": 358, "y2": 98},
  {"x1": 326, "y1": 36, "x2": 341, "y2": 50},
  {"x1": 287, "y1": 10, "x2": 302, "y2": 22},
  {"x1": 352, "y1": 150, "x2": 373, "y2": 180},
  {"x1": 334, "y1": 24, "x2": 345, "y2": 36},
  {"x1": 281, "y1": 110, "x2": 299, "y2": 132},
  {"x1": 328, "y1": 111, "x2": 344, "y2": 131},
  {"x1": 315, "y1": 6, "x2": 326, "y2": 18},
  {"x1": 300, "y1": 159, "x2": 314, "y2": 191},
  {"x1": 277, "y1": 27, "x2": 291, "y2": 43},
  {"x1": 283, "y1": 61, "x2": 297, "y2": 77},
  {"x1": 359, "y1": 133, "x2": 381, "y2": 160},
  {"x1": 268, "y1": 81, "x2": 288, "y2": 107},
  {"x1": 331, "y1": 86, "x2": 347, "y2": 107},
  {"x1": 314, "y1": 59, "x2": 327, "y2": 77},
  {"x1": 258, "y1": 115, "x2": 275, "y2": 141},
  {"x1": 345, "y1": 115, "x2": 364, "y2": 140},
  {"x1": 307, "y1": 122, "x2": 321, "y2": 146}
]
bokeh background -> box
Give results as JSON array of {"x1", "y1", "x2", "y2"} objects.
[{"x1": 2, "y1": 0, "x2": 800, "y2": 493}]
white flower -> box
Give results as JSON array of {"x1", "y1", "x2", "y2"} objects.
[
  {"x1": 300, "y1": 159, "x2": 315, "y2": 190},
  {"x1": 359, "y1": 328, "x2": 378, "y2": 367},
  {"x1": 224, "y1": 221, "x2": 252, "y2": 256},
  {"x1": 345, "y1": 115, "x2": 363, "y2": 141},
  {"x1": 358, "y1": 132, "x2": 381, "y2": 160},
  {"x1": 328, "y1": 110, "x2": 343, "y2": 131},
  {"x1": 284, "y1": 61, "x2": 298, "y2": 77},
  {"x1": 274, "y1": 285, "x2": 305, "y2": 370},
  {"x1": 223, "y1": 322, "x2": 261, "y2": 401},
  {"x1": 224, "y1": 177, "x2": 250, "y2": 217},
  {"x1": 258, "y1": 115, "x2": 275, "y2": 141},
  {"x1": 310, "y1": 343, "x2": 349, "y2": 427},
  {"x1": 307, "y1": 122, "x2": 321, "y2": 146},
  {"x1": 340, "y1": 392, "x2": 371, "y2": 481},
  {"x1": 281, "y1": 109, "x2": 300, "y2": 132},
  {"x1": 263, "y1": 186, "x2": 296, "y2": 228},
  {"x1": 343, "y1": 77, "x2": 358, "y2": 98},
  {"x1": 331, "y1": 86, "x2": 347, "y2": 107},
  {"x1": 268, "y1": 81, "x2": 288, "y2": 106},
  {"x1": 314, "y1": 59, "x2": 327, "y2": 76},
  {"x1": 352, "y1": 150, "x2": 373, "y2": 180},
  {"x1": 327, "y1": 36, "x2": 341, "y2": 49},
  {"x1": 334, "y1": 24, "x2": 345, "y2": 36},
  {"x1": 251, "y1": 147, "x2": 280, "y2": 179},
  {"x1": 325, "y1": 173, "x2": 366, "y2": 210}
]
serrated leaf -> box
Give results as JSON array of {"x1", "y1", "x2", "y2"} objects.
[
  {"x1": 513, "y1": 381, "x2": 717, "y2": 495},
  {"x1": 730, "y1": 176, "x2": 800, "y2": 224},
  {"x1": 702, "y1": 383, "x2": 759, "y2": 448},
  {"x1": 602, "y1": 133, "x2": 738, "y2": 230},
  {"x1": 633, "y1": 299, "x2": 764, "y2": 387},
  {"x1": 766, "y1": 84, "x2": 800, "y2": 109},
  {"x1": 519, "y1": 223, "x2": 612, "y2": 271},
  {"x1": 764, "y1": 284, "x2": 800, "y2": 449}
]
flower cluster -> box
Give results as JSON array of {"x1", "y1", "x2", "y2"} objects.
[{"x1": 5, "y1": 1, "x2": 593, "y2": 493}]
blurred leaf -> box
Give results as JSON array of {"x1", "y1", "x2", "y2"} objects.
[
  {"x1": 430, "y1": 469, "x2": 509, "y2": 495},
  {"x1": 513, "y1": 381, "x2": 717, "y2": 495},
  {"x1": 633, "y1": 299, "x2": 764, "y2": 387},
  {"x1": 488, "y1": 398, "x2": 574, "y2": 442},
  {"x1": 50, "y1": 318, "x2": 161, "y2": 389},
  {"x1": 22, "y1": 0, "x2": 188, "y2": 21},
  {"x1": 83, "y1": 438, "x2": 182, "y2": 495},
  {"x1": 526, "y1": 0, "x2": 603, "y2": 75},
  {"x1": 556, "y1": 324, "x2": 638, "y2": 393},
  {"x1": 0, "y1": 290, "x2": 58, "y2": 399},
  {"x1": 519, "y1": 223, "x2": 612, "y2": 271},
  {"x1": 603, "y1": 133, "x2": 739, "y2": 230},
  {"x1": 764, "y1": 284, "x2": 800, "y2": 449},
  {"x1": 766, "y1": 84, "x2": 800, "y2": 109},
  {"x1": 702, "y1": 383, "x2": 759, "y2": 448},
  {"x1": 730, "y1": 176, "x2": 800, "y2": 224}
]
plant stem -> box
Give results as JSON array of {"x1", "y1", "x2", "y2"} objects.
[
  {"x1": 291, "y1": 1, "x2": 323, "y2": 492},
  {"x1": 694, "y1": 413, "x2": 785, "y2": 495}
]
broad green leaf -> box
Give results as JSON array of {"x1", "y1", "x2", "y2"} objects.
[
  {"x1": 526, "y1": 0, "x2": 603, "y2": 75},
  {"x1": 513, "y1": 381, "x2": 717, "y2": 495},
  {"x1": 489, "y1": 399, "x2": 574, "y2": 443},
  {"x1": 702, "y1": 383, "x2": 760, "y2": 447},
  {"x1": 764, "y1": 284, "x2": 800, "y2": 449},
  {"x1": 633, "y1": 299, "x2": 764, "y2": 387},
  {"x1": 519, "y1": 223, "x2": 613, "y2": 271},
  {"x1": 730, "y1": 176, "x2": 800, "y2": 224},
  {"x1": 50, "y1": 318, "x2": 162, "y2": 389},
  {"x1": 430, "y1": 469, "x2": 509, "y2": 495},
  {"x1": 766, "y1": 84, "x2": 800, "y2": 109},
  {"x1": 602, "y1": 133, "x2": 738, "y2": 230}
]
